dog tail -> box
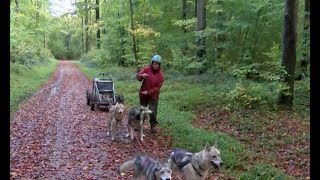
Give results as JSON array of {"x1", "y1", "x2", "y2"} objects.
[{"x1": 118, "y1": 157, "x2": 137, "y2": 175}]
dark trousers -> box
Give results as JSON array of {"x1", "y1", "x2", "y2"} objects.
[{"x1": 140, "y1": 98, "x2": 158, "y2": 128}]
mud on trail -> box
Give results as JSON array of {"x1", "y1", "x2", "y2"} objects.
[{"x1": 10, "y1": 61, "x2": 174, "y2": 179}]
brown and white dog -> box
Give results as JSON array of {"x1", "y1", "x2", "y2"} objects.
[{"x1": 107, "y1": 102, "x2": 125, "y2": 141}]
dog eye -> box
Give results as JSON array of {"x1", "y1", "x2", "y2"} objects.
[{"x1": 212, "y1": 155, "x2": 216, "y2": 158}]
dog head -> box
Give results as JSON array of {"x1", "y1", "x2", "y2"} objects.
[
  {"x1": 202, "y1": 142, "x2": 223, "y2": 171},
  {"x1": 139, "y1": 106, "x2": 153, "y2": 121},
  {"x1": 155, "y1": 162, "x2": 172, "y2": 180},
  {"x1": 112, "y1": 102, "x2": 125, "y2": 114}
]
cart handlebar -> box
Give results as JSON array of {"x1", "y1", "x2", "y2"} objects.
[{"x1": 96, "y1": 73, "x2": 113, "y2": 78}]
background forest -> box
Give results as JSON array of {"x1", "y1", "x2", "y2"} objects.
[
  {"x1": 10, "y1": 0, "x2": 310, "y2": 108},
  {"x1": 10, "y1": 0, "x2": 310, "y2": 179}
]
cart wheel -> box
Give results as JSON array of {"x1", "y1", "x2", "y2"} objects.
[
  {"x1": 86, "y1": 90, "x2": 90, "y2": 105},
  {"x1": 86, "y1": 97, "x2": 90, "y2": 105},
  {"x1": 91, "y1": 103, "x2": 95, "y2": 111}
]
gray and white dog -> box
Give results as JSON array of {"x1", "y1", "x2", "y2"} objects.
[
  {"x1": 126, "y1": 106, "x2": 153, "y2": 141},
  {"x1": 167, "y1": 142, "x2": 223, "y2": 180},
  {"x1": 107, "y1": 102, "x2": 125, "y2": 141},
  {"x1": 118, "y1": 155, "x2": 172, "y2": 180}
]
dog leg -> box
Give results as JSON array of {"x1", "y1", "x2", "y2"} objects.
[
  {"x1": 111, "y1": 119, "x2": 116, "y2": 141},
  {"x1": 139, "y1": 120, "x2": 144, "y2": 141},
  {"x1": 107, "y1": 116, "x2": 111, "y2": 136},
  {"x1": 130, "y1": 127, "x2": 134, "y2": 140},
  {"x1": 125, "y1": 124, "x2": 130, "y2": 138}
]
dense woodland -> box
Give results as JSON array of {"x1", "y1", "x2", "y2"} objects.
[
  {"x1": 10, "y1": 0, "x2": 309, "y2": 108},
  {"x1": 10, "y1": 0, "x2": 310, "y2": 178}
]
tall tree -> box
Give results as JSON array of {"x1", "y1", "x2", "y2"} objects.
[
  {"x1": 215, "y1": 0, "x2": 224, "y2": 59},
  {"x1": 182, "y1": 0, "x2": 188, "y2": 55},
  {"x1": 196, "y1": 0, "x2": 206, "y2": 63},
  {"x1": 279, "y1": 0, "x2": 298, "y2": 107},
  {"x1": 81, "y1": 17, "x2": 84, "y2": 54},
  {"x1": 129, "y1": 0, "x2": 138, "y2": 61},
  {"x1": 15, "y1": 0, "x2": 19, "y2": 12},
  {"x1": 118, "y1": 10, "x2": 126, "y2": 65},
  {"x1": 299, "y1": 0, "x2": 310, "y2": 78},
  {"x1": 96, "y1": 0, "x2": 101, "y2": 49},
  {"x1": 84, "y1": 0, "x2": 90, "y2": 52}
]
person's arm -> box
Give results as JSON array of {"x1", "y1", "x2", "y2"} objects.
[
  {"x1": 136, "y1": 68, "x2": 146, "y2": 81},
  {"x1": 147, "y1": 74, "x2": 164, "y2": 95}
]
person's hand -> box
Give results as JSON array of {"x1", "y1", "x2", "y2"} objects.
[
  {"x1": 141, "y1": 91, "x2": 148, "y2": 95},
  {"x1": 140, "y1": 73, "x2": 149, "y2": 78}
]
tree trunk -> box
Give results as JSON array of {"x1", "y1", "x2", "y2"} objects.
[
  {"x1": 182, "y1": 0, "x2": 188, "y2": 55},
  {"x1": 194, "y1": 0, "x2": 197, "y2": 17},
  {"x1": 81, "y1": 17, "x2": 84, "y2": 54},
  {"x1": 241, "y1": 27, "x2": 249, "y2": 58},
  {"x1": 129, "y1": 0, "x2": 138, "y2": 61},
  {"x1": 298, "y1": 0, "x2": 310, "y2": 79},
  {"x1": 216, "y1": 0, "x2": 224, "y2": 59},
  {"x1": 118, "y1": 11, "x2": 126, "y2": 66},
  {"x1": 196, "y1": 0, "x2": 206, "y2": 64},
  {"x1": 15, "y1": 0, "x2": 19, "y2": 12},
  {"x1": 278, "y1": 0, "x2": 298, "y2": 107},
  {"x1": 85, "y1": 0, "x2": 89, "y2": 53},
  {"x1": 96, "y1": 0, "x2": 100, "y2": 49}
]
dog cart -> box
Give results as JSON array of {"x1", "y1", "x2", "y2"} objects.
[{"x1": 86, "y1": 73, "x2": 124, "y2": 111}]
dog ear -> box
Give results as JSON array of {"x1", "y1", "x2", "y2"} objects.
[
  {"x1": 214, "y1": 141, "x2": 218, "y2": 148},
  {"x1": 205, "y1": 142, "x2": 211, "y2": 151}
]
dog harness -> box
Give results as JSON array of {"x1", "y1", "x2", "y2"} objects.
[
  {"x1": 191, "y1": 162, "x2": 204, "y2": 177},
  {"x1": 176, "y1": 159, "x2": 203, "y2": 177}
]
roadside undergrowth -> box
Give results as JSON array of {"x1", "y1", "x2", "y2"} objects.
[{"x1": 10, "y1": 60, "x2": 58, "y2": 117}]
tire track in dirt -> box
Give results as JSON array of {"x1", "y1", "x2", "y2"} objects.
[{"x1": 10, "y1": 61, "x2": 175, "y2": 180}]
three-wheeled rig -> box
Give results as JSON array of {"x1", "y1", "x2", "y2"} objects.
[{"x1": 86, "y1": 73, "x2": 124, "y2": 111}]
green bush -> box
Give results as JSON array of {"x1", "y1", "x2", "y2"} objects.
[{"x1": 224, "y1": 81, "x2": 286, "y2": 110}]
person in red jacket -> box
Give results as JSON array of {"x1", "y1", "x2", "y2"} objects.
[{"x1": 136, "y1": 54, "x2": 164, "y2": 133}]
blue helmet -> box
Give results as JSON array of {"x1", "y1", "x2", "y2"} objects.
[{"x1": 151, "y1": 54, "x2": 162, "y2": 63}]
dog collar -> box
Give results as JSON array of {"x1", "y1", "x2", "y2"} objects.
[{"x1": 114, "y1": 112, "x2": 123, "y2": 121}]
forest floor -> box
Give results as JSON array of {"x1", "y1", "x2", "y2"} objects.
[{"x1": 10, "y1": 61, "x2": 309, "y2": 179}]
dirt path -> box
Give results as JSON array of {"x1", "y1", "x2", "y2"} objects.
[{"x1": 10, "y1": 61, "x2": 174, "y2": 179}]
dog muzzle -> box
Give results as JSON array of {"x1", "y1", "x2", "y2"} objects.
[{"x1": 211, "y1": 160, "x2": 223, "y2": 170}]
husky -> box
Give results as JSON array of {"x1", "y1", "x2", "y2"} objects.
[
  {"x1": 167, "y1": 142, "x2": 223, "y2": 180},
  {"x1": 118, "y1": 155, "x2": 172, "y2": 180},
  {"x1": 107, "y1": 102, "x2": 125, "y2": 141},
  {"x1": 126, "y1": 106, "x2": 153, "y2": 141}
]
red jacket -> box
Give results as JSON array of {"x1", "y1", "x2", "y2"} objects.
[{"x1": 137, "y1": 65, "x2": 164, "y2": 100}]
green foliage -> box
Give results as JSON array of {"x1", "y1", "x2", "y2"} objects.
[
  {"x1": 170, "y1": 48, "x2": 207, "y2": 74},
  {"x1": 10, "y1": 60, "x2": 58, "y2": 116},
  {"x1": 223, "y1": 81, "x2": 288, "y2": 110},
  {"x1": 10, "y1": 0, "x2": 56, "y2": 64},
  {"x1": 240, "y1": 164, "x2": 289, "y2": 180}
]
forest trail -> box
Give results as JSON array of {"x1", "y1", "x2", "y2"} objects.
[{"x1": 10, "y1": 61, "x2": 176, "y2": 179}]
